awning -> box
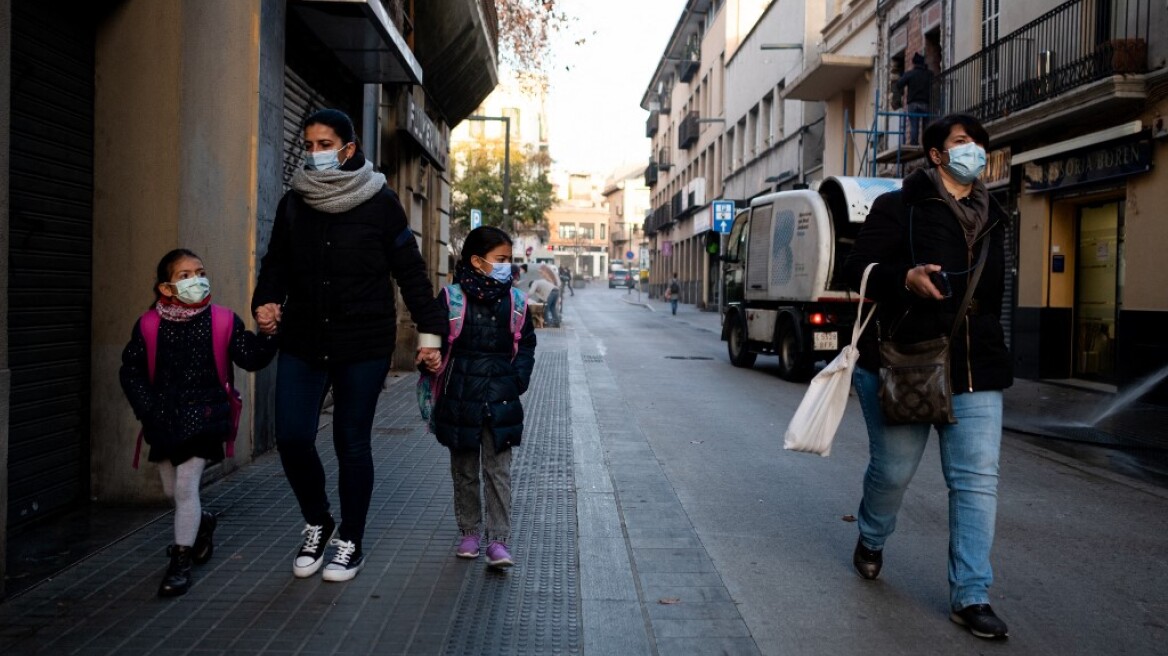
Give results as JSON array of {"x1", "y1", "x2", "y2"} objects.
[
  {"x1": 781, "y1": 54, "x2": 874, "y2": 101},
  {"x1": 291, "y1": 0, "x2": 423, "y2": 85}
]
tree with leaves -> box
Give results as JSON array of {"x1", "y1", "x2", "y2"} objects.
[
  {"x1": 450, "y1": 143, "x2": 554, "y2": 243},
  {"x1": 497, "y1": 0, "x2": 570, "y2": 76}
]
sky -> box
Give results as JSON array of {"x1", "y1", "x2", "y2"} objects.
[{"x1": 543, "y1": 0, "x2": 687, "y2": 177}]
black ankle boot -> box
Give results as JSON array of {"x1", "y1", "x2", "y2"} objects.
[
  {"x1": 853, "y1": 537, "x2": 883, "y2": 580},
  {"x1": 192, "y1": 511, "x2": 217, "y2": 565},
  {"x1": 159, "y1": 545, "x2": 193, "y2": 597}
]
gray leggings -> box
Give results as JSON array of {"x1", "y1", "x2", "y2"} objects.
[
  {"x1": 450, "y1": 429, "x2": 512, "y2": 543},
  {"x1": 158, "y1": 458, "x2": 206, "y2": 547}
]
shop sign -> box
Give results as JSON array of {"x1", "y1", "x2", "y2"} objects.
[
  {"x1": 983, "y1": 147, "x2": 1011, "y2": 189},
  {"x1": 1023, "y1": 138, "x2": 1151, "y2": 193},
  {"x1": 402, "y1": 95, "x2": 449, "y2": 171}
]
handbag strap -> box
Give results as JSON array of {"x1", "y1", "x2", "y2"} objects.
[
  {"x1": 948, "y1": 235, "x2": 992, "y2": 342},
  {"x1": 851, "y1": 263, "x2": 878, "y2": 346}
]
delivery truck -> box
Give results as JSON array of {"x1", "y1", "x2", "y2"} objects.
[{"x1": 720, "y1": 176, "x2": 902, "y2": 380}]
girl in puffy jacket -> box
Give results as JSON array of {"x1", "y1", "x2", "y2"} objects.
[
  {"x1": 428, "y1": 226, "x2": 536, "y2": 569},
  {"x1": 120, "y1": 249, "x2": 277, "y2": 596}
]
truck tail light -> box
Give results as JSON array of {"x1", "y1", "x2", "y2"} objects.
[{"x1": 810, "y1": 312, "x2": 826, "y2": 325}]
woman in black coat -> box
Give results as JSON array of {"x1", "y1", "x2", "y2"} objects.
[
  {"x1": 428, "y1": 227, "x2": 536, "y2": 569},
  {"x1": 251, "y1": 109, "x2": 446, "y2": 583},
  {"x1": 842, "y1": 114, "x2": 1013, "y2": 640}
]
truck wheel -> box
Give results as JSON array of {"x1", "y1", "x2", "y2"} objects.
[
  {"x1": 776, "y1": 320, "x2": 813, "y2": 381},
  {"x1": 728, "y1": 315, "x2": 757, "y2": 368}
]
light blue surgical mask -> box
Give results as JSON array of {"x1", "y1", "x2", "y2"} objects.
[
  {"x1": 172, "y1": 276, "x2": 211, "y2": 304},
  {"x1": 486, "y1": 262, "x2": 513, "y2": 283},
  {"x1": 944, "y1": 142, "x2": 987, "y2": 184},
  {"x1": 304, "y1": 144, "x2": 351, "y2": 171}
]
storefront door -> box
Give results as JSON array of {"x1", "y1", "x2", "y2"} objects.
[{"x1": 1073, "y1": 202, "x2": 1123, "y2": 381}]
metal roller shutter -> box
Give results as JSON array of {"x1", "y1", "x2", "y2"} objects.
[
  {"x1": 7, "y1": 4, "x2": 95, "y2": 528},
  {"x1": 282, "y1": 67, "x2": 340, "y2": 189}
]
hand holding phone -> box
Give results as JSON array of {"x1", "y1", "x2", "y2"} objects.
[{"x1": 928, "y1": 271, "x2": 953, "y2": 298}]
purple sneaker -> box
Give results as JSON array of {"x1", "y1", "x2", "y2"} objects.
[
  {"x1": 485, "y1": 541, "x2": 514, "y2": 568},
  {"x1": 456, "y1": 534, "x2": 480, "y2": 559}
]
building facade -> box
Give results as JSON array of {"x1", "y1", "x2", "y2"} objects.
[
  {"x1": 0, "y1": 0, "x2": 499, "y2": 592},
  {"x1": 602, "y1": 164, "x2": 651, "y2": 270},
  {"x1": 546, "y1": 173, "x2": 609, "y2": 280}
]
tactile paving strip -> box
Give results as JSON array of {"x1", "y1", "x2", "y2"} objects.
[{"x1": 443, "y1": 348, "x2": 583, "y2": 656}]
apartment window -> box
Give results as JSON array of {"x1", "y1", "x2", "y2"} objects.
[
  {"x1": 600, "y1": 224, "x2": 606, "y2": 240},
  {"x1": 558, "y1": 223, "x2": 576, "y2": 239},
  {"x1": 982, "y1": 1, "x2": 1000, "y2": 101},
  {"x1": 579, "y1": 223, "x2": 595, "y2": 239},
  {"x1": 776, "y1": 81, "x2": 786, "y2": 139},
  {"x1": 748, "y1": 105, "x2": 760, "y2": 157},
  {"x1": 736, "y1": 117, "x2": 746, "y2": 168},
  {"x1": 761, "y1": 93, "x2": 774, "y2": 147}
]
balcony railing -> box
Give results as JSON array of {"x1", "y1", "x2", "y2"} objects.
[
  {"x1": 646, "y1": 110, "x2": 660, "y2": 137},
  {"x1": 644, "y1": 202, "x2": 674, "y2": 235},
  {"x1": 657, "y1": 146, "x2": 673, "y2": 169},
  {"x1": 678, "y1": 111, "x2": 700, "y2": 150},
  {"x1": 932, "y1": 0, "x2": 1151, "y2": 123},
  {"x1": 678, "y1": 57, "x2": 700, "y2": 83},
  {"x1": 645, "y1": 161, "x2": 659, "y2": 187}
]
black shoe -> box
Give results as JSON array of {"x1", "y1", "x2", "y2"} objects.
[
  {"x1": 950, "y1": 604, "x2": 1009, "y2": 639},
  {"x1": 321, "y1": 538, "x2": 365, "y2": 582},
  {"x1": 292, "y1": 516, "x2": 336, "y2": 578},
  {"x1": 158, "y1": 545, "x2": 193, "y2": 597},
  {"x1": 192, "y1": 511, "x2": 217, "y2": 565},
  {"x1": 852, "y1": 537, "x2": 883, "y2": 580}
]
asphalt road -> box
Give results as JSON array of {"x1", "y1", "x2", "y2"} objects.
[{"x1": 567, "y1": 284, "x2": 1168, "y2": 656}]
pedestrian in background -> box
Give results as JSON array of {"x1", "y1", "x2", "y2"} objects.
[
  {"x1": 120, "y1": 249, "x2": 277, "y2": 597},
  {"x1": 427, "y1": 226, "x2": 536, "y2": 569},
  {"x1": 896, "y1": 52, "x2": 933, "y2": 146},
  {"x1": 559, "y1": 265, "x2": 575, "y2": 296},
  {"x1": 666, "y1": 272, "x2": 681, "y2": 315},
  {"x1": 528, "y1": 276, "x2": 561, "y2": 327},
  {"x1": 252, "y1": 108, "x2": 446, "y2": 582},
  {"x1": 843, "y1": 114, "x2": 1012, "y2": 639}
]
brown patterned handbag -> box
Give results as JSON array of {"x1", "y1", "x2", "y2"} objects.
[{"x1": 878, "y1": 238, "x2": 990, "y2": 426}]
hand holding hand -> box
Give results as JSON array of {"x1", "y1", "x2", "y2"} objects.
[
  {"x1": 255, "y1": 303, "x2": 282, "y2": 335},
  {"x1": 905, "y1": 264, "x2": 945, "y2": 300},
  {"x1": 416, "y1": 346, "x2": 442, "y2": 373}
]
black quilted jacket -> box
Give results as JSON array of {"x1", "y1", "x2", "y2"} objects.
[{"x1": 432, "y1": 293, "x2": 537, "y2": 452}]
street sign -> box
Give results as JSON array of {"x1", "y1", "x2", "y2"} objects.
[
  {"x1": 470, "y1": 208, "x2": 482, "y2": 229},
  {"x1": 713, "y1": 200, "x2": 735, "y2": 234},
  {"x1": 626, "y1": 251, "x2": 635, "y2": 260}
]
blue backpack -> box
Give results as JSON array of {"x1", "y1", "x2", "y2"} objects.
[{"x1": 417, "y1": 284, "x2": 528, "y2": 433}]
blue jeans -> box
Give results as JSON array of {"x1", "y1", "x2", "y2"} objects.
[
  {"x1": 670, "y1": 298, "x2": 679, "y2": 315},
  {"x1": 852, "y1": 366, "x2": 1003, "y2": 610},
  {"x1": 275, "y1": 352, "x2": 390, "y2": 545},
  {"x1": 546, "y1": 288, "x2": 560, "y2": 327}
]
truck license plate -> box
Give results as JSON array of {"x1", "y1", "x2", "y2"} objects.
[{"x1": 813, "y1": 332, "x2": 838, "y2": 351}]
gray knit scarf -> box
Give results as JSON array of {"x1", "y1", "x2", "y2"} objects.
[
  {"x1": 289, "y1": 160, "x2": 386, "y2": 214},
  {"x1": 927, "y1": 167, "x2": 989, "y2": 246}
]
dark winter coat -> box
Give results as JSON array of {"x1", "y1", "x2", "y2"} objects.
[
  {"x1": 119, "y1": 309, "x2": 277, "y2": 465},
  {"x1": 432, "y1": 293, "x2": 537, "y2": 452},
  {"x1": 251, "y1": 158, "x2": 446, "y2": 365},
  {"x1": 896, "y1": 64, "x2": 933, "y2": 105},
  {"x1": 843, "y1": 168, "x2": 1013, "y2": 394}
]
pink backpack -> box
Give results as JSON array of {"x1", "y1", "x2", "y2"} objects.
[{"x1": 132, "y1": 305, "x2": 243, "y2": 468}]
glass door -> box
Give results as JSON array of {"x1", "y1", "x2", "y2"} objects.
[{"x1": 1073, "y1": 201, "x2": 1123, "y2": 382}]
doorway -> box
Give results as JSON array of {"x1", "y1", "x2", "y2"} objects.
[{"x1": 1073, "y1": 201, "x2": 1123, "y2": 382}]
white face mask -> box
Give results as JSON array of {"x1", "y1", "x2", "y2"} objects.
[
  {"x1": 944, "y1": 142, "x2": 987, "y2": 184},
  {"x1": 171, "y1": 277, "x2": 211, "y2": 304},
  {"x1": 304, "y1": 144, "x2": 351, "y2": 171}
]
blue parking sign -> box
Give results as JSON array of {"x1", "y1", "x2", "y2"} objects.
[
  {"x1": 713, "y1": 200, "x2": 735, "y2": 234},
  {"x1": 470, "y1": 208, "x2": 482, "y2": 229}
]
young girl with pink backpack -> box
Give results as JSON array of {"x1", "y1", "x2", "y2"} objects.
[{"x1": 119, "y1": 249, "x2": 277, "y2": 596}]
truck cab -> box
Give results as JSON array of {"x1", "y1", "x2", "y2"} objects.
[{"x1": 720, "y1": 176, "x2": 901, "y2": 380}]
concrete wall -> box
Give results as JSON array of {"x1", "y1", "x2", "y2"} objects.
[
  {"x1": 0, "y1": 0, "x2": 11, "y2": 593},
  {"x1": 1119, "y1": 99, "x2": 1168, "y2": 311},
  {"x1": 91, "y1": 0, "x2": 264, "y2": 502}
]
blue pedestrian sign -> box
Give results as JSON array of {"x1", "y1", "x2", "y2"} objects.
[
  {"x1": 470, "y1": 208, "x2": 482, "y2": 229},
  {"x1": 713, "y1": 200, "x2": 735, "y2": 234}
]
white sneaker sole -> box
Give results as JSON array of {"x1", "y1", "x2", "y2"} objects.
[
  {"x1": 322, "y1": 560, "x2": 364, "y2": 582},
  {"x1": 486, "y1": 558, "x2": 514, "y2": 569},
  {"x1": 292, "y1": 526, "x2": 337, "y2": 578},
  {"x1": 456, "y1": 550, "x2": 479, "y2": 559}
]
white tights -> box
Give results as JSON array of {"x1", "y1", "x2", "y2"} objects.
[{"x1": 157, "y1": 458, "x2": 206, "y2": 547}]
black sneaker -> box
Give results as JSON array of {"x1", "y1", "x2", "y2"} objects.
[
  {"x1": 192, "y1": 511, "x2": 217, "y2": 565},
  {"x1": 950, "y1": 604, "x2": 1009, "y2": 639},
  {"x1": 321, "y1": 538, "x2": 364, "y2": 582},
  {"x1": 852, "y1": 536, "x2": 883, "y2": 580},
  {"x1": 292, "y1": 517, "x2": 336, "y2": 578}
]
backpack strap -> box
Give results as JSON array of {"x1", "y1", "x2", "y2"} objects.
[
  {"x1": 133, "y1": 309, "x2": 162, "y2": 469},
  {"x1": 210, "y1": 305, "x2": 242, "y2": 459},
  {"x1": 446, "y1": 284, "x2": 467, "y2": 344},
  {"x1": 508, "y1": 288, "x2": 528, "y2": 359}
]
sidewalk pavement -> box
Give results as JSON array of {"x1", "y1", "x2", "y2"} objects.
[
  {"x1": 0, "y1": 328, "x2": 582, "y2": 655},
  {"x1": 624, "y1": 293, "x2": 1168, "y2": 483}
]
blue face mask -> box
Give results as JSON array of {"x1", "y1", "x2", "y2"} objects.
[
  {"x1": 304, "y1": 144, "x2": 351, "y2": 171},
  {"x1": 486, "y1": 262, "x2": 513, "y2": 283},
  {"x1": 944, "y1": 142, "x2": 987, "y2": 184}
]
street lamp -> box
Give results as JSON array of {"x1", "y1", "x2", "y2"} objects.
[{"x1": 466, "y1": 114, "x2": 512, "y2": 233}]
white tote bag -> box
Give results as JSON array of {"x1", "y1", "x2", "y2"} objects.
[{"x1": 783, "y1": 263, "x2": 877, "y2": 457}]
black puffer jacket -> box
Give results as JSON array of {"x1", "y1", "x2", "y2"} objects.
[
  {"x1": 843, "y1": 169, "x2": 1013, "y2": 393},
  {"x1": 252, "y1": 155, "x2": 446, "y2": 364},
  {"x1": 432, "y1": 292, "x2": 537, "y2": 452}
]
